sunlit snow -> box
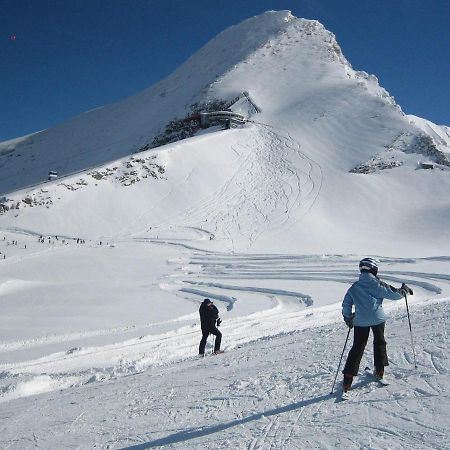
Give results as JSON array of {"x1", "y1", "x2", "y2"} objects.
[{"x1": 0, "y1": 10, "x2": 449, "y2": 449}]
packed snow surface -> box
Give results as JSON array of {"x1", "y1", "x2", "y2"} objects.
[{"x1": 0, "y1": 10, "x2": 449, "y2": 449}]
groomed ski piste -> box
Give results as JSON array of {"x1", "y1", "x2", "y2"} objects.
[
  {"x1": 0, "y1": 230, "x2": 449, "y2": 449},
  {"x1": 1, "y1": 10, "x2": 450, "y2": 449}
]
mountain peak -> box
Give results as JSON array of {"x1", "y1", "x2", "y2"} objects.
[
  {"x1": 0, "y1": 11, "x2": 347, "y2": 194},
  {"x1": 1, "y1": 10, "x2": 448, "y2": 232}
]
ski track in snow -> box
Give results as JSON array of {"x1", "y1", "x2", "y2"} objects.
[
  {"x1": 0, "y1": 117, "x2": 448, "y2": 449},
  {"x1": 1, "y1": 120, "x2": 449, "y2": 415},
  {"x1": 144, "y1": 123, "x2": 322, "y2": 251},
  {"x1": 1, "y1": 238, "x2": 449, "y2": 409},
  {"x1": 0, "y1": 297, "x2": 448, "y2": 449}
]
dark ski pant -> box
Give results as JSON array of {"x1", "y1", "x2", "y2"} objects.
[
  {"x1": 199, "y1": 327, "x2": 222, "y2": 355},
  {"x1": 343, "y1": 322, "x2": 388, "y2": 376}
]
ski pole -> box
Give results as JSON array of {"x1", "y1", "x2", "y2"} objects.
[
  {"x1": 330, "y1": 327, "x2": 351, "y2": 395},
  {"x1": 404, "y1": 293, "x2": 418, "y2": 368}
]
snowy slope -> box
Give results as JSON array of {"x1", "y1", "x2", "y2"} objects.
[
  {"x1": 0, "y1": 11, "x2": 298, "y2": 195},
  {"x1": 1, "y1": 294, "x2": 449, "y2": 449},
  {"x1": 1, "y1": 11, "x2": 450, "y2": 255},
  {"x1": 408, "y1": 114, "x2": 450, "y2": 154},
  {"x1": 1, "y1": 10, "x2": 450, "y2": 450}
]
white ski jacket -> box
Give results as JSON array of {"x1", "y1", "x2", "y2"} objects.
[{"x1": 342, "y1": 272, "x2": 403, "y2": 327}]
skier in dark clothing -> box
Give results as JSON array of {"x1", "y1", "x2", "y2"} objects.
[
  {"x1": 199, "y1": 298, "x2": 222, "y2": 356},
  {"x1": 341, "y1": 258, "x2": 413, "y2": 392}
]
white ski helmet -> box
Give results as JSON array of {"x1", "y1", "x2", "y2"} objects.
[{"x1": 359, "y1": 257, "x2": 378, "y2": 276}]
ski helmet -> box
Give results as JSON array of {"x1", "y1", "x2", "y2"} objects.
[{"x1": 359, "y1": 257, "x2": 378, "y2": 276}]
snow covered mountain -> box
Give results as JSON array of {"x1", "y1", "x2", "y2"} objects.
[
  {"x1": 1, "y1": 11, "x2": 449, "y2": 449},
  {"x1": 1, "y1": 10, "x2": 450, "y2": 254}
]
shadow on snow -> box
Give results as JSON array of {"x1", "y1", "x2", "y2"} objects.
[{"x1": 119, "y1": 392, "x2": 332, "y2": 449}]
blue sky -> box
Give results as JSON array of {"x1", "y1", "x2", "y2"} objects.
[{"x1": 1, "y1": 0, "x2": 449, "y2": 141}]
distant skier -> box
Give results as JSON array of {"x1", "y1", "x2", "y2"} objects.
[
  {"x1": 199, "y1": 299, "x2": 223, "y2": 356},
  {"x1": 341, "y1": 258, "x2": 413, "y2": 392}
]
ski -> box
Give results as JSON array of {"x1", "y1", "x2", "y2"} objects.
[{"x1": 364, "y1": 367, "x2": 389, "y2": 386}]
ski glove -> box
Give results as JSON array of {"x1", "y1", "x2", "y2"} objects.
[
  {"x1": 344, "y1": 316, "x2": 353, "y2": 329},
  {"x1": 216, "y1": 318, "x2": 222, "y2": 327},
  {"x1": 400, "y1": 283, "x2": 413, "y2": 296}
]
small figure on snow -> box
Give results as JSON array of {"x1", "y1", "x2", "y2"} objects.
[
  {"x1": 199, "y1": 298, "x2": 223, "y2": 356},
  {"x1": 341, "y1": 258, "x2": 413, "y2": 392}
]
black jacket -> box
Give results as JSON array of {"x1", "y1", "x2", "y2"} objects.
[{"x1": 199, "y1": 303, "x2": 219, "y2": 331}]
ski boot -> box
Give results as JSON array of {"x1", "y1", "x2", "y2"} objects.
[
  {"x1": 373, "y1": 367, "x2": 384, "y2": 381},
  {"x1": 342, "y1": 374, "x2": 353, "y2": 393}
]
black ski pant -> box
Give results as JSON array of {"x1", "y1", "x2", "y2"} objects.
[
  {"x1": 343, "y1": 322, "x2": 388, "y2": 376},
  {"x1": 199, "y1": 326, "x2": 222, "y2": 355}
]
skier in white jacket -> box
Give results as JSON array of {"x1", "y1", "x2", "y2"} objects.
[{"x1": 341, "y1": 258, "x2": 413, "y2": 392}]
